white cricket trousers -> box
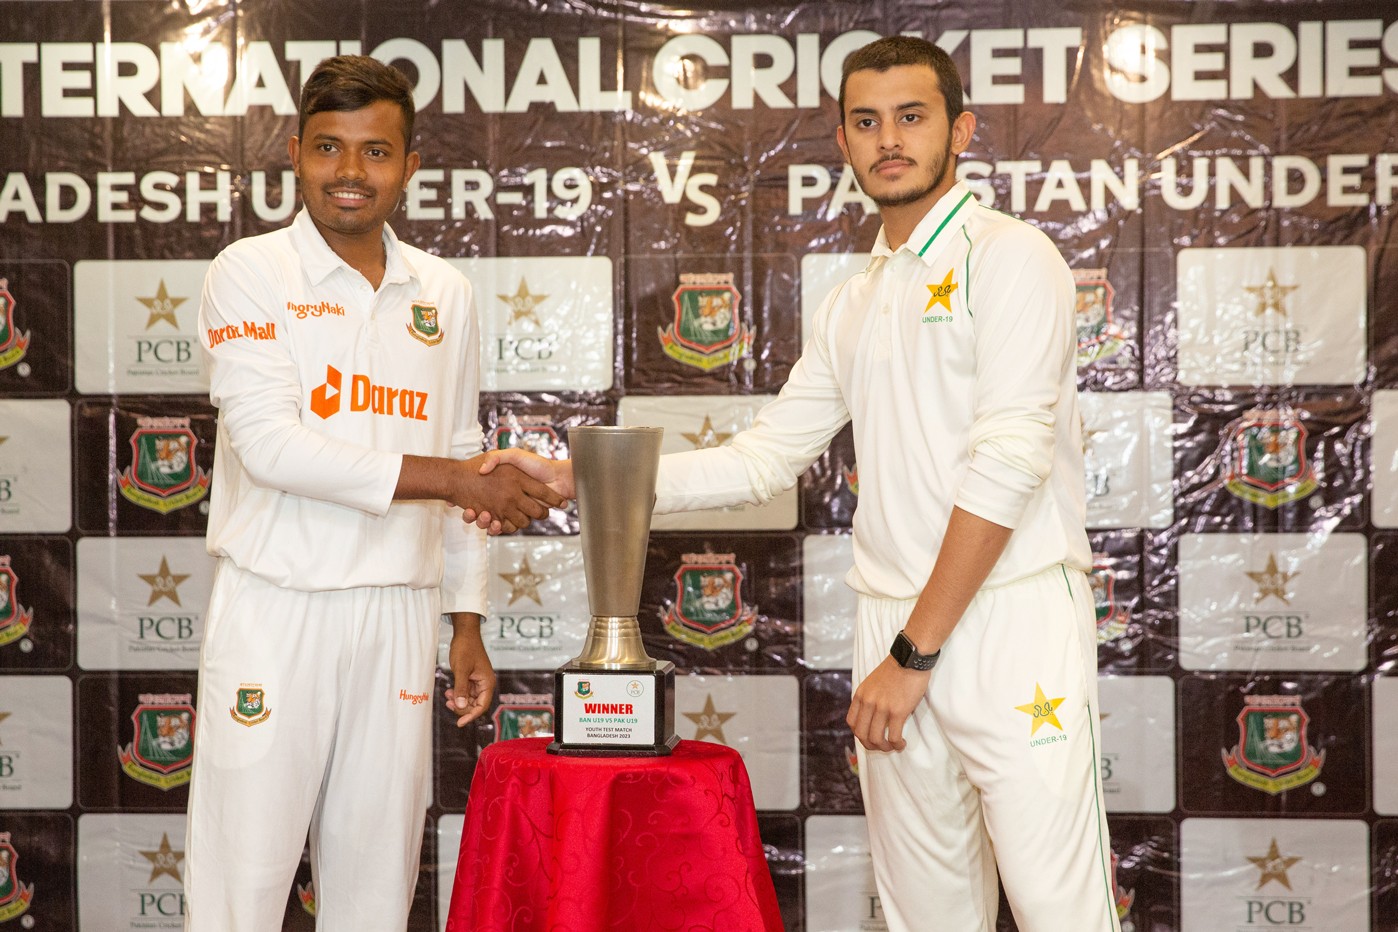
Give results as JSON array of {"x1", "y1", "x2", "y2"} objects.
[
  {"x1": 184, "y1": 559, "x2": 439, "y2": 932},
  {"x1": 853, "y1": 564, "x2": 1121, "y2": 932}
]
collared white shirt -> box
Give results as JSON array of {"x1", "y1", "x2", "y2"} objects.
[
  {"x1": 198, "y1": 209, "x2": 487, "y2": 611},
  {"x1": 655, "y1": 182, "x2": 1090, "y2": 598}
]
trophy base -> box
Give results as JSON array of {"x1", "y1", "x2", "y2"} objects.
[{"x1": 547, "y1": 661, "x2": 677, "y2": 757}]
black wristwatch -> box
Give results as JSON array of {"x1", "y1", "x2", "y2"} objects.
[{"x1": 889, "y1": 630, "x2": 940, "y2": 671}]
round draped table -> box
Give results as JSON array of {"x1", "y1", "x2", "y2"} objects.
[{"x1": 444, "y1": 737, "x2": 784, "y2": 932}]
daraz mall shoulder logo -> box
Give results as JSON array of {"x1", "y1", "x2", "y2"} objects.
[{"x1": 309, "y1": 364, "x2": 429, "y2": 422}]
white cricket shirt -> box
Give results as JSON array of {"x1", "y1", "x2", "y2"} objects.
[
  {"x1": 655, "y1": 182, "x2": 1091, "y2": 599},
  {"x1": 198, "y1": 210, "x2": 487, "y2": 612}
]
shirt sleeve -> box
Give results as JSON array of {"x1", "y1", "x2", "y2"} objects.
[
  {"x1": 439, "y1": 283, "x2": 488, "y2": 615},
  {"x1": 199, "y1": 247, "x2": 402, "y2": 515},
  {"x1": 952, "y1": 223, "x2": 1076, "y2": 529},
  {"x1": 655, "y1": 286, "x2": 851, "y2": 513}
]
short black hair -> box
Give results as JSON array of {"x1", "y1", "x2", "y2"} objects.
[
  {"x1": 839, "y1": 36, "x2": 964, "y2": 127},
  {"x1": 298, "y1": 55, "x2": 415, "y2": 146}
]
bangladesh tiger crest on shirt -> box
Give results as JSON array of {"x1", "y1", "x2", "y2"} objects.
[
  {"x1": 0, "y1": 279, "x2": 30, "y2": 372},
  {"x1": 230, "y1": 685, "x2": 271, "y2": 726},
  {"x1": 659, "y1": 273, "x2": 752, "y2": 371},
  {"x1": 1222, "y1": 409, "x2": 1317, "y2": 508},
  {"x1": 1222, "y1": 694, "x2": 1325, "y2": 794},
  {"x1": 406, "y1": 300, "x2": 444, "y2": 346},
  {"x1": 0, "y1": 556, "x2": 33, "y2": 648},
  {"x1": 119, "y1": 692, "x2": 195, "y2": 790},
  {"x1": 118, "y1": 416, "x2": 210, "y2": 514},
  {"x1": 662, "y1": 552, "x2": 757, "y2": 649},
  {"x1": 0, "y1": 833, "x2": 33, "y2": 923}
]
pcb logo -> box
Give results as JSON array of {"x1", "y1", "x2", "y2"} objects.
[
  {"x1": 119, "y1": 692, "x2": 195, "y2": 790},
  {"x1": 0, "y1": 834, "x2": 34, "y2": 923},
  {"x1": 0, "y1": 556, "x2": 33, "y2": 648},
  {"x1": 1091, "y1": 559, "x2": 1126, "y2": 645},
  {"x1": 1222, "y1": 410, "x2": 1317, "y2": 508},
  {"x1": 230, "y1": 685, "x2": 271, "y2": 726},
  {"x1": 406, "y1": 301, "x2": 444, "y2": 346},
  {"x1": 493, "y1": 694, "x2": 555, "y2": 740},
  {"x1": 0, "y1": 279, "x2": 30, "y2": 372},
  {"x1": 118, "y1": 416, "x2": 210, "y2": 514},
  {"x1": 659, "y1": 273, "x2": 752, "y2": 371},
  {"x1": 1222, "y1": 694, "x2": 1325, "y2": 794},
  {"x1": 662, "y1": 552, "x2": 757, "y2": 649},
  {"x1": 1073, "y1": 268, "x2": 1126, "y2": 367}
]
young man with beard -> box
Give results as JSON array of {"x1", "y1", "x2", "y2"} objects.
[
  {"x1": 185, "y1": 56, "x2": 564, "y2": 931},
  {"x1": 482, "y1": 36, "x2": 1119, "y2": 931}
]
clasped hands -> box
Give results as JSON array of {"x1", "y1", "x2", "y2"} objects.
[{"x1": 460, "y1": 449, "x2": 576, "y2": 534}]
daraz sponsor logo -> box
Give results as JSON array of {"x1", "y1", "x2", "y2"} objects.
[{"x1": 310, "y1": 365, "x2": 428, "y2": 421}]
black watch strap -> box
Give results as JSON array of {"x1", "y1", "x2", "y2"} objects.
[{"x1": 890, "y1": 630, "x2": 940, "y2": 670}]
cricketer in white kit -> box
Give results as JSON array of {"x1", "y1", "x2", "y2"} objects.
[
  {"x1": 183, "y1": 56, "x2": 562, "y2": 932},
  {"x1": 482, "y1": 36, "x2": 1120, "y2": 932}
]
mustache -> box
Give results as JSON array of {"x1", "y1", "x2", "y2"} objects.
[{"x1": 872, "y1": 154, "x2": 914, "y2": 169}]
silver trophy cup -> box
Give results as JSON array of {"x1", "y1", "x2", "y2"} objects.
[{"x1": 548, "y1": 426, "x2": 678, "y2": 755}]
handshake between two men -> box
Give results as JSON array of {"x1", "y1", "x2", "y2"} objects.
[{"x1": 457, "y1": 448, "x2": 577, "y2": 534}]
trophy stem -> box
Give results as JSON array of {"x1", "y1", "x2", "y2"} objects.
[{"x1": 568, "y1": 615, "x2": 654, "y2": 670}]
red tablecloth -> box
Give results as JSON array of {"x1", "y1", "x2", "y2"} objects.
[{"x1": 445, "y1": 737, "x2": 784, "y2": 932}]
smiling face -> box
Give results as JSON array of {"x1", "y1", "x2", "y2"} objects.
[
  {"x1": 836, "y1": 64, "x2": 974, "y2": 216},
  {"x1": 288, "y1": 99, "x2": 420, "y2": 254}
]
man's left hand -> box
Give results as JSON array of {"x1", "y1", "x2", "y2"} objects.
[
  {"x1": 445, "y1": 614, "x2": 496, "y2": 727},
  {"x1": 846, "y1": 656, "x2": 932, "y2": 752}
]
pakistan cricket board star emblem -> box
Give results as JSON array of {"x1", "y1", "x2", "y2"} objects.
[
  {"x1": 0, "y1": 279, "x2": 30, "y2": 372},
  {"x1": 0, "y1": 834, "x2": 34, "y2": 923},
  {"x1": 659, "y1": 273, "x2": 752, "y2": 371},
  {"x1": 406, "y1": 301, "x2": 444, "y2": 346},
  {"x1": 119, "y1": 692, "x2": 195, "y2": 790},
  {"x1": 230, "y1": 686, "x2": 271, "y2": 726},
  {"x1": 118, "y1": 417, "x2": 210, "y2": 514},
  {"x1": 662, "y1": 552, "x2": 757, "y2": 649},
  {"x1": 1222, "y1": 695, "x2": 1325, "y2": 794},
  {"x1": 0, "y1": 556, "x2": 33, "y2": 648},
  {"x1": 1222, "y1": 410, "x2": 1317, "y2": 509}
]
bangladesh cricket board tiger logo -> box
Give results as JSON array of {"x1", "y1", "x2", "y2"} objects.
[
  {"x1": 662, "y1": 553, "x2": 757, "y2": 649},
  {"x1": 0, "y1": 279, "x2": 30, "y2": 372},
  {"x1": 1222, "y1": 409, "x2": 1317, "y2": 509},
  {"x1": 1090, "y1": 560, "x2": 1126, "y2": 645},
  {"x1": 118, "y1": 416, "x2": 210, "y2": 514},
  {"x1": 119, "y1": 693, "x2": 195, "y2": 791},
  {"x1": 230, "y1": 685, "x2": 271, "y2": 727},
  {"x1": 0, "y1": 556, "x2": 33, "y2": 649},
  {"x1": 1222, "y1": 695, "x2": 1325, "y2": 794},
  {"x1": 659, "y1": 273, "x2": 752, "y2": 371},
  {"x1": 406, "y1": 300, "x2": 443, "y2": 346},
  {"x1": 0, "y1": 834, "x2": 34, "y2": 923},
  {"x1": 1073, "y1": 268, "x2": 1127, "y2": 367},
  {"x1": 493, "y1": 695, "x2": 554, "y2": 741}
]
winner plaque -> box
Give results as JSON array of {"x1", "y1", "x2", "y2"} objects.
[{"x1": 548, "y1": 425, "x2": 679, "y2": 756}]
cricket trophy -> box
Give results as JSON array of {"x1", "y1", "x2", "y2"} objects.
[{"x1": 548, "y1": 425, "x2": 679, "y2": 756}]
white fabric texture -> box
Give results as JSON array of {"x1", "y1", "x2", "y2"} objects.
[
  {"x1": 655, "y1": 181, "x2": 1091, "y2": 599},
  {"x1": 852, "y1": 569, "x2": 1120, "y2": 932},
  {"x1": 198, "y1": 209, "x2": 486, "y2": 612}
]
